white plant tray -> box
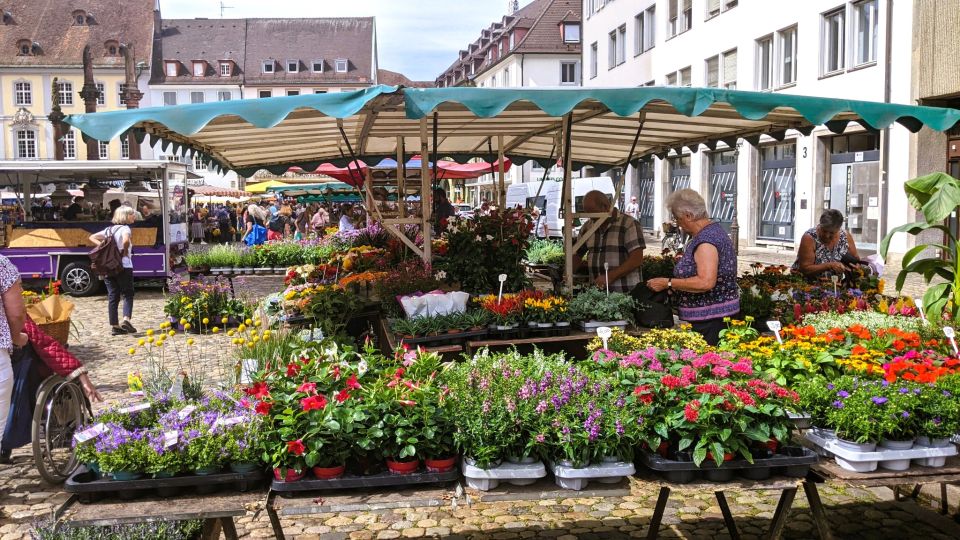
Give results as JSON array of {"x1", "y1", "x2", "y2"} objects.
[
  {"x1": 461, "y1": 460, "x2": 547, "y2": 491},
  {"x1": 577, "y1": 320, "x2": 628, "y2": 332},
  {"x1": 548, "y1": 461, "x2": 636, "y2": 491},
  {"x1": 805, "y1": 431, "x2": 956, "y2": 473}
]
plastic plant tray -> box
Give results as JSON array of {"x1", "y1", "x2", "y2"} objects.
[
  {"x1": 576, "y1": 320, "x2": 628, "y2": 332},
  {"x1": 639, "y1": 448, "x2": 818, "y2": 484},
  {"x1": 548, "y1": 461, "x2": 636, "y2": 491},
  {"x1": 788, "y1": 411, "x2": 813, "y2": 430},
  {"x1": 395, "y1": 328, "x2": 488, "y2": 346},
  {"x1": 64, "y1": 466, "x2": 265, "y2": 503},
  {"x1": 805, "y1": 431, "x2": 957, "y2": 472},
  {"x1": 461, "y1": 460, "x2": 547, "y2": 491},
  {"x1": 271, "y1": 467, "x2": 460, "y2": 492}
]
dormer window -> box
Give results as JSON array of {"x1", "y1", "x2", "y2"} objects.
[
  {"x1": 219, "y1": 61, "x2": 232, "y2": 76},
  {"x1": 562, "y1": 22, "x2": 581, "y2": 43},
  {"x1": 72, "y1": 10, "x2": 86, "y2": 25},
  {"x1": 311, "y1": 59, "x2": 324, "y2": 73},
  {"x1": 164, "y1": 61, "x2": 179, "y2": 77},
  {"x1": 104, "y1": 40, "x2": 119, "y2": 57},
  {"x1": 17, "y1": 39, "x2": 30, "y2": 56},
  {"x1": 262, "y1": 60, "x2": 275, "y2": 73},
  {"x1": 192, "y1": 61, "x2": 206, "y2": 76},
  {"x1": 335, "y1": 59, "x2": 348, "y2": 73},
  {"x1": 286, "y1": 59, "x2": 299, "y2": 73},
  {"x1": 2, "y1": 10, "x2": 15, "y2": 25}
]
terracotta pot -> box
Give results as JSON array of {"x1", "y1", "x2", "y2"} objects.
[
  {"x1": 385, "y1": 457, "x2": 421, "y2": 475},
  {"x1": 424, "y1": 456, "x2": 457, "y2": 473},
  {"x1": 273, "y1": 467, "x2": 306, "y2": 482},
  {"x1": 656, "y1": 441, "x2": 670, "y2": 458},
  {"x1": 312, "y1": 464, "x2": 346, "y2": 480}
]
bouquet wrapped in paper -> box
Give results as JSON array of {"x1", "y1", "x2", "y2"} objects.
[{"x1": 26, "y1": 293, "x2": 75, "y2": 325}]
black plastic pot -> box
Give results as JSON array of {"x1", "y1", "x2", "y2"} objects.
[
  {"x1": 739, "y1": 466, "x2": 771, "y2": 481},
  {"x1": 672, "y1": 450, "x2": 693, "y2": 462},
  {"x1": 704, "y1": 468, "x2": 735, "y2": 482},
  {"x1": 661, "y1": 470, "x2": 697, "y2": 483}
]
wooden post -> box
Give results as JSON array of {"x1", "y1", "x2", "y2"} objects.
[
  {"x1": 561, "y1": 114, "x2": 574, "y2": 292},
  {"x1": 397, "y1": 136, "x2": 405, "y2": 218},
  {"x1": 419, "y1": 118, "x2": 432, "y2": 263},
  {"x1": 497, "y1": 135, "x2": 506, "y2": 208},
  {"x1": 365, "y1": 168, "x2": 374, "y2": 227}
]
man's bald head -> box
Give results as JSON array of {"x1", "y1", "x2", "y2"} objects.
[{"x1": 583, "y1": 190, "x2": 612, "y2": 212}]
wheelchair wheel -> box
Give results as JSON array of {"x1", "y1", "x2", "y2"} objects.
[{"x1": 32, "y1": 376, "x2": 91, "y2": 484}]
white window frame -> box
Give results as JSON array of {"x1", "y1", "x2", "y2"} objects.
[
  {"x1": 756, "y1": 35, "x2": 774, "y2": 91},
  {"x1": 777, "y1": 26, "x2": 798, "y2": 87},
  {"x1": 165, "y1": 62, "x2": 178, "y2": 77},
  {"x1": 853, "y1": 0, "x2": 878, "y2": 66},
  {"x1": 259, "y1": 90, "x2": 272, "y2": 98},
  {"x1": 220, "y1": 62, "x2": 232, "y2": 76},
  {"x1": 705, "y1": 55, "x2": 719, "y2": 87},
  {"x1": 563, "y1": 23, "x2": 581, "y2": 44},
  {"x1": 193, "y1": 61, "x2": 205, "y2": 76},
  {"x1": 616, "y1": 25, "x2": 626, "y2": 65},
  {"x1": 194, "y1": 154, "x2": 206, "y2": 171},
  {"x1": 821, "y1": 8, "x2": 845, "y2": 76},
  {"x1": 118, "y1": 83, "x2": 127, "y2": 105},
  {"x1": 509, "y1": 33, "x2": 515, "y2": 50},
  {"x1": 722, "y1": 48, "x2": 737, "y2": 89},
  {"x1": 262, "y1": 60, "x2": 275, "y2": 74},
  {"x1": 286, "y1": 89, "x2": 299, "y2": 96},
  {"x1": 14, "y1": 81, "x2": 31, "y2": 106},
  {"x1": 668, "y1": 0, "x2": 693, "y2": 38},
  {"x1": 286, "y1": 59, "x2": 299, "y2": 73},
  {"x1": 707, "y1": 0, "x2": 737, "y2": 20},
  {"x1": 120, "y1": 137, "x2": 129, "y2": 160},
  {"x1": 589, "y1": 42, "x2": 598, "y2": 79},
  {"x1": 679, "y1": 66, "x2": 692, "y2": 87},
  {"x1": 665, "y1": 72, "x2": 678, "y2": 86},
  {"x1": 163, "y1": 91, "x2": 177, "y2": 106},
  {"x1": 98, "y1": 141, "x2": 109, "y2": 160},
  {"x1": 95, "y1": 82, "x2": 105, "y2": 106},
  {"x1": 335, "y1": 59, "x2": 348, "y2": 73},
  {"x1": 190, "y1": 91, "x2": 204, "y2": 104},
  {"x1": 217, "y1": 91, "x2": 232, "y2": 101},
  {"x1": 635, "y1": 6, "x2": 656, "y2": 55},
  {"x1": 503, "y1": 68, "x2": 510, "y2": 87},
  {"x1": 57, "y1": 82, "x2": 74, "y2": 106},
  {"x1": 312, "y1": 59, "x2": 324, "y2": 73},
  {"x1": 15, "y1": 130, "x2": 37, "y2": 159},
  {"x1": 62, "y1": 129, "x2": 76, "y2": 159},
  {"x1": 560, "y1": 61, "x2": 579, "y2": 85}
]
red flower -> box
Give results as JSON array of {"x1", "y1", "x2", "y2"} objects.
[
  {"x1": 301, "y1": 395, "x2": 328, "y2": 411},
  {"x1": 346, "y1": 373, "x2": 362, "y2": 390},
  {"x1": 695, "y1": 383, "x2": 723, "y2": 395},
  {"x1": 297, "y1": 382, "x2": 317, "y2": 394},
  {"x1": 332, "y1": 365, "x2": 341, "y2": 380},
  {"x1": 633, "y1": 384, "x2": 654, "y2": 404},
  {"x1": 255, "y1": 401, "x2": 272, "y2": 415},
  {"x1": 286, "y1": 362, "x2": 301, "y2": 377},
  {"x1": 660, "y1": 375, "x2": 683, "y2": 389},
  {"x1": 286, "y1": 439, "x2": 305, "y2": 456},
  {"x1": 684, "y1": 400, "x2": 701, "y2": 422},
  {"x1": 244, "y1": 381, "x2": 270, "y2": 400},
  {"x1": 335, "y1": 389, "x2": 351, "y2": 403}
]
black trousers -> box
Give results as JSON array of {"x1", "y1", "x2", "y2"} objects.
[
  {"x1": 689, "y1": 317, "x2": 730, "y2": 346},
  {"x1": 104, "y1": 268, "x2": 134, "y2": 326}
]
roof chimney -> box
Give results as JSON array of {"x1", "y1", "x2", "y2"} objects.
[{"x1": 507, "y1": 0, "x2": 518, "y2": 15}]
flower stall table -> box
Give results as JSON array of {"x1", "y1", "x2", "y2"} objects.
[
  {"x1": 804, "y1": 456, "x2": 960, "y2": 540},
  {"x1": 377, "y1": 316, "x2": 464, "y2": 356},
  {"x1": 641, "y1": 474, "x2": 804, "y2": 540},
  {"x1": 464, "y1": 328, "x2": 644, "y2": 356},
  {"x1": 56, "y1": 491, "x2": 261, "y2": 540}
]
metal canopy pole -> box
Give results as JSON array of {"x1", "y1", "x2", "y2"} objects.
[
  {"x1": 497, "y1": 135, "x2": 507, "y2": 208},
  {"x1": 397, "y1": 136, "x2": 406, "y2": 218},
  {"x1": 419, "y1": 118, "x2": 432, "y2": 263},
  {"x1": 561, "y1": 113, "x2": 575, "y2": 292},
  {"x1": 613, "y1": 117, "x2": 645, "y2": 209}
]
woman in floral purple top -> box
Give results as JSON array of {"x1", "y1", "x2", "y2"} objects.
[
  {"x1": 646, "y1": 189, "x2": 739, "y2": 345},
  {"x1": 0, "y1": 254, "x2": 28, "y2": 441}
]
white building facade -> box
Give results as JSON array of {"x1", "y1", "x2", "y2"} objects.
[{"x1": 583, "y1": 0, "x2": 918, "y2": 255}]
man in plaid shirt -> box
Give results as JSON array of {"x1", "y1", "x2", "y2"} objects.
[{"x1": 573, "y1": 191, "x2": 645, "y2": 293}]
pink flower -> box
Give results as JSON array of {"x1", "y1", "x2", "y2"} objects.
[
  {"x1": 402, "y1": 349, "x2": 417, "y2": 366},
  {"x1": 297, "y1": 382, "x2": 317, "y2": 394},
  {"x1": 731, "y1": 362, "x2": 754, "y2": 375},
  {"x1": 711, "y1": 366, "x2": 730, "y2": 378},
  {"x1": 684, "y1": 400, "x2": 701, "y2": 422}
]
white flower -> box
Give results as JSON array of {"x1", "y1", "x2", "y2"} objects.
[
  {"x1": 357, "y1": 359, "x2": 368, "y2": 376},
  {"x1": 475, "y1": 235, "x2": 482, "y2": 241},
  {"x1": 435, "y1": 270, "x2": 447, "y2": 280},
  {"x1": 485, "y1": 234, "x2": 494, "y2": 241}
]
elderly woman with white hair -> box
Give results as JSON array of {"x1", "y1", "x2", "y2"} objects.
[{"x1": 647, "y1": 189, "x2": 739, "y2": 345}]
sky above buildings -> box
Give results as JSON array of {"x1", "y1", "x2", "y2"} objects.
[{"x1": 161, "y1": 0, "x2": 513, "y2": 81}]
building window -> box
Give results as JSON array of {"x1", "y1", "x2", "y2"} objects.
[
  {"x1": 778, "y1": 26, "x2": 798, "y2": 86},
  {"x1": 854, "y1": 0, "x2": 878, "y2": 65},
  {"x1": 609, "y1": 26, "x2": 626, "y2": 69},
  {"x1": 335, "y1": 59, "x2": 348, "y2": 73},
  {"x1": 503, "y1": 67, "x2": 510, "y2": 86},
  {"x1": 217, "y1": 91, "x2": 232, "y2": 101},
  {"x1": 563, "y1": 22, "x2": 581, "y2": 43},
  {"x1": 705, "y1": 55, "x2": 719, "y2": 87},
  {"x1": 491, "y1": 75, "x2": 497, "y2": 88},
  {"x1": 821, "y1": 8, "x2": 845, "y2": 75},
  {"x1": 118, "y1": 83, "x2": 127, "y2": 105},
  {"x1": 190, "y1": 91, "x2": 204, "y2": 104},
  {"x1": 312, "y1": 59, "x2": 324, "y2": 73},
  {"x1": 665, "y1": 72, "x2": 678, "y2": 86},
  {"x1": 259, "y1": 90, "x2": 272, "y2": 98},
  {"x1": 220, "y1": 62, "x2": 231, "y2": 76},
  {"x1": 589, "y1": 42, "x2": 598, "y2": 79},
  {"x1": 194, "y1": 154, "x2": 206, "y2": 171},
  {"x1": 163, "y1": 91, "x2": 177, "y2": 106},
  {"x1": 99, "y1": 141, "x2": 109, "y2": 159},
  {"x1": 57, "y1": 82, "x2": 73, "y2": 106},
  {"x1": 722, "y1": 48, "x2": 737, "y2": 89},
  {"x1": 509, "y1": 32, "x2": 515, "y2": 50},
  {"x1": 262, "y1": 60, "x2": 274, "y2": 73},
  {"x1": 635, "y1": 6, "x2": 656, "y2": 55},
  {"x1": 706, "y1": 0, "x2": 738, "y2": 19},
  {"x1": 287, "y1": 89, "x2": 299, "y2": 96},
  {"x1": 16, "y1": 130, "x2": 36, "y2": 159},
  {"x1": 193, "y1": 62, "x2": 205, "y2": 76},
  {"x1": 62, "y1": 130, "x2": 76, "y2": 159},
  {"x1": 668, "y1": 0, "x2": 693, "y2": 38},
  {"x1": 756, "y1": 35, "x2": 774, "y2": 90},
  {"x1": 679, "y1": 66, "x2": 691, "y2": 86},
  {"x1": 14, "y1": 81, "x2": 31, "y2": 106},
  {"x1": 165, "y1": 62, "x2": 178, "y2": 77},
  {"x1": 120, "y1": 138, "x2": 129, "y2": 159},
  {"x1": 18, "y1": 40, "x2": 31, "y2": 56},
  {"x1": 96, "y1": 82, "x2": 105, "y2": 106},
  {"x1": 286, "y1": 59, "x2": 299, "y2": 73},
  {"x1": 560, "y1": 61, "x2": 579, "y2": 85}
]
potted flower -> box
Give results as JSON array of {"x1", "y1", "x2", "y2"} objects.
[
  {"x1": 567, "y1": 288, "x2": 636, "y2": 329},
  {"x1": 183, "y1": 414, "x2": 227, "y2": 476},
  {"x1": 94, "y1": 423, "x2": 152, "y2": 481},
  {"x1": 417, "y1": 379, "x2": 458, "y2": 473}
]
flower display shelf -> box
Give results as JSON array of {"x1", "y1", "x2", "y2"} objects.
[
  {"x1": 805, "y1": 431, "x2": 957, "y2": 473},
  {"x1": 394, "y1": 328, "x2": 489, "y2": 347},
  {"x1": 576, "y1": 320, "x2": 628, "y2": 332},
  {"x1": 64, "y1": 466, "x2": 265, "y2": 503},
  {"x1": 461, "y1": 459, "x2": 547, "y2": 491},
  {"x1": 548, "y1": 460, "x2": 635, "y2": 491},
  {"x1": 523, "y1": 324, "x2": 573, "y2": 339},
  {"x1": 787, "y1": 411, "x2": 813, "y2": 430},
  {"x1": 638, "y1": 448, "x2": 818, "y2": 484},
  {"x1": 270, "y1": 466, "x2": 460, "y2": 493}
]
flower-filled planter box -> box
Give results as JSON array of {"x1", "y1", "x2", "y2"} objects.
[
  {"x1": 461, "y1": 459, "x2": 547, "y2": 491},
  {"x1": 638, "y1": 447, "x2": 818, "y2": 484},
  {"x1": 805, "y1": 430, "x2": 957, "y2": 473},
  {"x1": 548, "y1": 459, "x2": 635, "y2": 491}
]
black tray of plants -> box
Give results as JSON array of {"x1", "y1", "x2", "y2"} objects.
[
  {"x1": 390, "y1": 311, "x2": 491, "y2": 346},
  {"x1": 396, "y1": 328, "x2": 489, "y2": 346},
  {"x1": 64, "y1": 466, "x2": 266, "y2": 503},
  {"x1": 271, "y1": 466, "x2": 460, "y2": 493},
  {"x1": 521, "y1": 323, "x2": 573, "y2": 338},
  {"x1": 639, "y1": 446, "x2": 817, "y2": 484}
]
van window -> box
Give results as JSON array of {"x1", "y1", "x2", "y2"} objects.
[
  {"x1": 526, "y1": 196, "x2": 546, "y2": 210},
  {"x1": 574, "y1": 194, "x2": 612, "y2": 212}
]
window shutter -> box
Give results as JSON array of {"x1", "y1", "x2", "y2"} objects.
[
  {"x1": 707, "y1": 0, "x2": 721, "y2": 15},
  {"x1": 706, "y1": 57, "x2": 719, "y2": 87},
  {"x1": 723, "y1": 50, "x2": 737, "y2": 84}
]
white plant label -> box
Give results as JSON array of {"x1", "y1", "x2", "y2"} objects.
[
  {"x1": 118, "y1": 402, "x2": 151, "y2": 415},
  {"x1": 916, "y1": 303, "x2": 928, "y2": 324},
  {"x1": 944, "y1": 327, "x2": 959, "y2": 355},
  {"x1": 177, "y1": 405, "x2": 197, "y2": 420},
  {"x1": 73, "y1": 423, "x2": 107, "y2": 444},
  {"x1": 163, "y1": 430, "x2": 179, "y2": 448},
  {"x1": 214, "y1": 416, "x2": 247, "y2": 428},
  {"x1": 129, "y1": 391, "x2": 144, "y2": 397},
  {"x1": 597, "y1": 326, "x2": 612, "y2": 350},
  {"x1": 830, "y1": 274, "x2": 838, "y2": 296},
  {"x1": 767, "y1": 320, "x2": 783, "y2": 345},
  {"x1": 497, "y1": 274, "x2": 507, "y2": 304},
  {"x1": 604, "y1": 263, "x2": 610, "y2": 296}
]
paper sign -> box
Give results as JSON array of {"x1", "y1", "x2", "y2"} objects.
[
  {"x1": 73, "y1": 423, "x2": 107, "y2": 444},
  {"x1": 129, "y1": 391, "x2": 144, "y2": 398},
  {"x1": 177, "y1": 405, "x2": 196, "y2": 420},
  {"x1": 118, "y1": 402, "x2": 151, "y2": 414},
  {"x1": 596, "y1": 326, "x2": 612, "y2": 350},
  {"x1": 163, "y1": 430, "x2": 179, "y2": 449},
  {"x1": 767, "y1": 320, "x2": 783, "y2": 345},
  {"x1": 214, "y1": 416, "x2": 247, "y2": 428}
]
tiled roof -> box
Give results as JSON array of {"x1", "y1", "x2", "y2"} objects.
[
  {"x1": 377, "y1": 69, "x2": 433, "y2": 88},
  {"x1": 0, "y1": 0, "x2": 154, "y2": 68},
  {"x1": 151, "y1": 18, "x2": 246, "y2": 84}
]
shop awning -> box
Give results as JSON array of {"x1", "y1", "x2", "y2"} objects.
[
  {"x1": 295, "y1": 156, "x2": 512, "y2": 186},
  {"x1": 189, "y1": 185, "x2": 249, "y2": 198},
  {"x1": 246, "y1": 179, "x2": 291, "y2": 193},
  {"x1": 62, "y1": 86, "x2": 960, "y2": 177}
]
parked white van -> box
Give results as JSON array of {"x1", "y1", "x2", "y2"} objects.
[{"x1": 504, "y1": 177, "x2": 616, "y2": 238}]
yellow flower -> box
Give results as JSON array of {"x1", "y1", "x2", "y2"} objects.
[
  {"x1": 179, "y1": 318, "x2": 188, "y2": 326},
  {"x1": 211, "y1": 327, "x2": 220, "y2": 334},
  {"x1": 202, "y1": 318, "x2": 209, "y2": 325},
  {"x1": 232, "y1": 338, "x2": 240, "y2": 345},
  {"x1": 254, "y1": 320, "x2": 262, "y2": 327},
  {"x1": 244, "y1": 318, "x2": 253, "y2": 326},
  {"x1": 137, "y1": 339, "x2": 145, "y2": 346},
  {"x1": 184, "y1": 323, "x2": 192, "y2": 330},
  {"x1": 186, "y1": 338, "x2": 195, "y2": 346},
  {"x1": 227, "y1": 329, "x2": 235, "y2": 337},
  {"x1": 221, "y1": 317, "x2": 229, "y2": 324},
  {"x1": 262, "y1": 330, "x2": 271, "y2": 339},
  {"x1": 146, "y1": 329, "x2": 155, "y2": 336},
  {"x1": 238, "y1": 324, "x2": 247, "y2": 332},
  {"x1": 247, "y1": 341, "x2": 255, "y2": 349},
  {"x1": 128, "y1": 348, "x2": 136, "y2": 355},
  {"x1": 147, "y1": 336, "x2": 155, "y2": 344},
  {"x1": 168, "y1": 330, "x2": 176, "y2": 337}
]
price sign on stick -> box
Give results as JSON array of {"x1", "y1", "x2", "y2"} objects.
[
  {"x1": 604, "y1": 263, "x2": 610, "y2": 296},
  {"x1": 830, "y1": 274, "x2": 839, "y2": 297},
  {"x1": 916, "y1": 303, "x2": 928, "y2": 324},
  {"x1": 767, "y1": 320, "x2": 783, "y2": 345},
  {"x1": 497, "y1": 274, "x2": 507, "y2": 304},
  {"x1": 944, "y1": 327, "x2": 959, "y2": 355},
  {"x1": 596, "y1": 326, "x2": 612, "y2": 350}
]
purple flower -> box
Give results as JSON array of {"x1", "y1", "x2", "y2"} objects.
[
  {"x1": 827, "y1": 384, "x2": 835, "y2": 390},
  {"x1": 535, "y1": 433, "x2": 545, "y2": 443},
  {"x1": 901, "y1": 411, "x2": 910, "y2": 418},
  {"x1": 898, "y1": 387, "x2": 910, "y2": 394},
  {"x1": 615, "y1": 420, "x2": 624, "y2": 436},
  {"x1": 871, "y1": 396, "x2": 888, "y2": 406},
  {"x1": 535, "y1": 400, "x2": 548, "y2": 414},
  {"x1": 837, "y1": 390, "x2": 849, "y2": 398},
  {"x1": 832, "y1": 400, "x2": 844, "y2": 409}
]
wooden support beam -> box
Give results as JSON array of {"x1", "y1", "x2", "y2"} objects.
[
  {"x1": 561, "y1": 113, "x2": 575, "y2": 293},
  {"x1": 572, "y1": 215, "x2": 609, "y2": 255},
  {"x1": 420, "y1": 118, "x2": 432, "y2": 263},
  {"x1": 497, "y1": 135, "x2": 506, "y2": 208},
  {"x1": 397, "y1": 136, "x2": 406, "y2": 218}
]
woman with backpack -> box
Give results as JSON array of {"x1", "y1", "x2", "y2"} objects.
[
  {"x1": 243, "y1": 203, "x2": 268, "y2": 246},
  {"x1": 89, "y1": 206, "x2": 137, "y2": 335},
  {"x1": 268, "y1": 205, "x2": 293, "y2": 241}
]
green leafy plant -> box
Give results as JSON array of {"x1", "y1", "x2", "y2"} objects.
[
  {"x1": 568, "y1": 288, "x2": 636, "y2": 323},
  {"x1": 881, "y1": 172, "x2": 960, "y2": 321},
  {"x1": 525, "y1": 239, "x2": 564, "y2": 266}
]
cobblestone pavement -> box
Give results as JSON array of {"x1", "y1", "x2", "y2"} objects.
[{"x1": 1, "y1": 276, "x2": 959, "y2": 539}]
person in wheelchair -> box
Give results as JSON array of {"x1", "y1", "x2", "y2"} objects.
[
  {"x1": 0, "y1": 318, "x2": 101, "y2": 464},
  {"x1": 791, "y1": 209, "x2": 862, "y2": 282}
]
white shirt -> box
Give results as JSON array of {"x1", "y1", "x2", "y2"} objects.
[
  {"x1": 338, "y1": 215, "x2": 355, "y2": 232},
  {"x1": 106, "y1": 225, "x2": 133, "y2": 268}
]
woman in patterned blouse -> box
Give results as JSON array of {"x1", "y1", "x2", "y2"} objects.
[
  {"x1": 0, "y1": 254, "x2": 29, "y2": 442},
  {"x1": 792, "y1": 209, "x2": 860, "y2": 279}
]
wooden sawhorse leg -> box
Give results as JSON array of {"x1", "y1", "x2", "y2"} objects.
[
  {"x1": 266, "y1": 490, "x2": 286, "y2": 540},
  {"x1": 200, "y1": 517, "x2": 239, "y2": 540},
  {"x1": 646, "y1": 486, "x2": 672, "y2": 539},
  {"x1": 714, "y1": 491, "x2": 740, "y2": 540},
  {"x1": 766, "y1": 487, "x2": 797, "y2": 540},
  {"x1": 803, "y1": 480, "x2": 834, "y2": 540}
]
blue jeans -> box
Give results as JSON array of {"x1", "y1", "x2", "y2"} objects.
[{"x1": 104, "y1": 268, "x2": 134, "y2": 326}]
